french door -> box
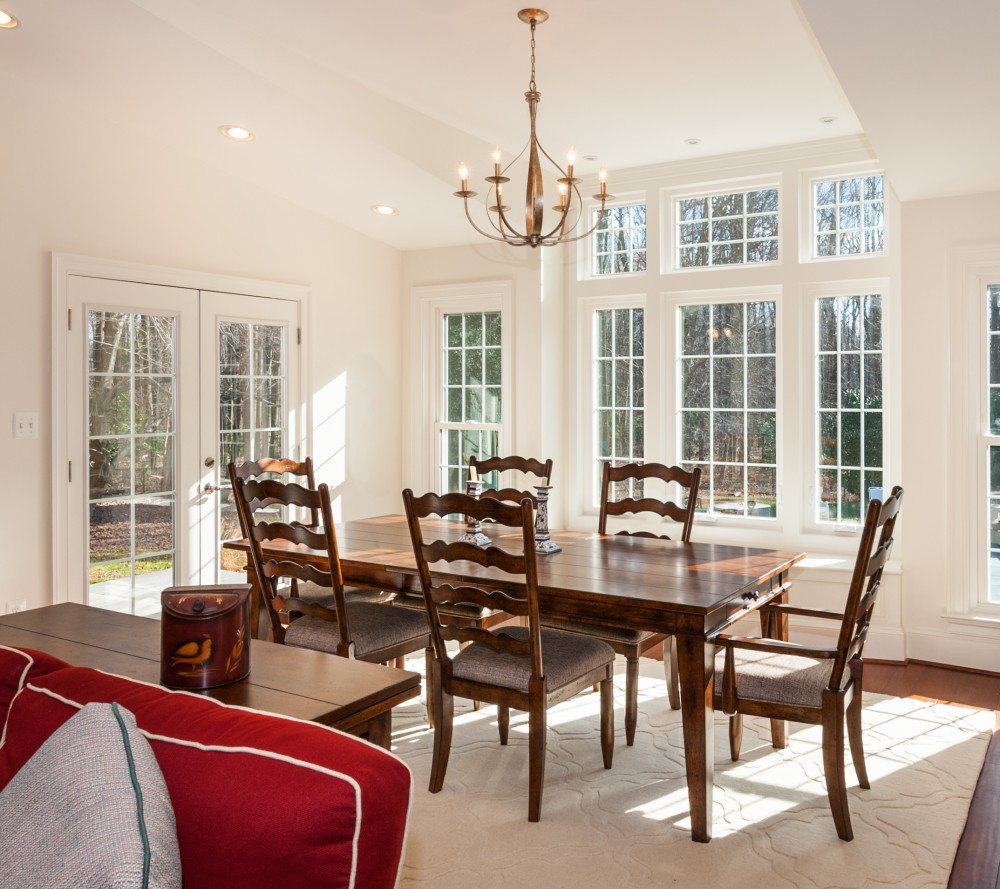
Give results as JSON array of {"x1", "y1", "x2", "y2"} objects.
[{"x1": 64, "y1": 275, "x2": 301, "y2": 615}]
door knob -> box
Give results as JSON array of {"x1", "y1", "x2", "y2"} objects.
[{"x1": 203, "y1": 483, "x2": 218, "y2": 494}]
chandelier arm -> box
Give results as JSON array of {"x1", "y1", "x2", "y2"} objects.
[
  {"x1": 492, "y1": 192, "x2": 528, "y2": 241},
  {"x1": 462, "y1": 199, "x2": 528, "y2": 245},
  {"x1": 539, "y1": 201, "x2": 611, "y2": 246}
]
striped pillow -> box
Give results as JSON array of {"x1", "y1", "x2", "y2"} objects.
[{"x1": 0, "y1": 702, "x2": 182, "y2": 888}]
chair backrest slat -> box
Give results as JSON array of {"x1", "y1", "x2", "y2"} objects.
[
  {"x1": 228, "y1": 457, "x2": 319, "y2": 527},
  {"x1": 403, "y1": 488, "x2": 542, "y2": 676},
  {"x1": 598, "y1": 462, "x2": 702, "y2": 542}
]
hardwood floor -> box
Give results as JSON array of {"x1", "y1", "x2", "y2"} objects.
[{"x1": 865, "y1": 660, "x2": 1000, "y2": 889}]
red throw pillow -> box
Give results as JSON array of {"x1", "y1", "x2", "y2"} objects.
[
  {"x1": 0, "y1": 667, "x2": 412, "y2": 889},
  {"x1": 0, "y1": 646, "x2": 70, "y2": 727}
]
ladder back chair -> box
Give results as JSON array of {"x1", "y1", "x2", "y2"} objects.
[
  {"x1": 542, "y1": 461, "x2": 702, "y2": 744},
  {"x1": 233, "y1": 474, "x2": 430, "y2": 666},
  {"x1": 402, "y1": 488, "x2": 615, "y2": 822},
  {"x1": 468, "y1": 454, "x2": 554, "y2": 506},
  {"x1": 714, "y1": 486, "x2": 904, "y2": 841}
]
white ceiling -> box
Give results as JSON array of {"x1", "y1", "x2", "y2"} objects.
[{"x1": 0, "y1": 0, "x2": 993, "y2": 250}]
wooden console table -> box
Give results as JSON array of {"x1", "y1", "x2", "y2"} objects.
[{"x1": 0, "y1": 603, "x2": 420, "y2": 749}]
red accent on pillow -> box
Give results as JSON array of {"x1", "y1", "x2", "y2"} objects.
[
  {"x1": 0, "y1": 647, "x2": 70, "y2": 727},
  {"x1": 0, "y1": 667, "x2": 411, "y2": 889}
]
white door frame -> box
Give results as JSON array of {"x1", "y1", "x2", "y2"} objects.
[{"x1": 52, "y1": 253, "x2": 310, "y2": 604}]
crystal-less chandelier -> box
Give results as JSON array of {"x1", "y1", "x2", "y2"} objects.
[{"x1": 454, "y1": 8, "x2": 614, "y2": 248}]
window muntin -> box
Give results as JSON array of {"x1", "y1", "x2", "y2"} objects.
[
  {"x1": 439, "y1": 310, "x2": 502, "y2": 494},
  {"x1": 676, "y1": 188, "x2": 778, "y2": 269},
  {"x1": 594, "y1": 307, "x2": 644, "y2": 498},
  {"x1": 985, "y1": 285, "x2": 1000, "y2": 603},
  {"x1": 815, "y1": 294, "x2": 884, "y2": 524},
  {"x1": 814, "y1": 175, "x2": 885, "y2": 258},
  {"x1": 593, "y1": 205, "x2": 646, "y2": 276},
  {"x1": 679, "y1": 301, "x2": 777, "y2": 517}
]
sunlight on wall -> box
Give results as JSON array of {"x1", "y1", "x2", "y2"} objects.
[{"x1": 313, "y1": 371, "x2": 347, "y2": 521}]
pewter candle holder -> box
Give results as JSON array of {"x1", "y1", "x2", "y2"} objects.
[
  {"x1": 533, "y1": 484, "x2": 561, "y2": 554},
  {"x1": 461, "y1": 478, "x2": 491, "y2": 548}
]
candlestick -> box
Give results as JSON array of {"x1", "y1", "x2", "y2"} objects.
[
  {"x1": 533, "y1": 484, "x2": 561, "y2": 554},
  {"x1": 461, "y1": 478, "x2": 491, "y2": 548}
]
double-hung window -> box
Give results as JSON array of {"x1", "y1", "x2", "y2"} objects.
[
  {"x1": 814, "y1": 291, "x2": 884, "y2": 525},
  {"x1": 678, "y1": 299, "x2": 778, "y2": 517},
  {"x1": 438, "y1": 310, "x2": 503, "y2": 494},
  {"x1": 593, "y1": 304, "x2": 644, "y2": 500}
]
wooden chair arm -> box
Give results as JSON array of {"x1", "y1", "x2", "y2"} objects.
[
  {"x1": 715, "y1": 634, "x2": 838, "y2": 658},
  {"x1": 761, "y1": 603, "x2": 845, "y2": 621}
]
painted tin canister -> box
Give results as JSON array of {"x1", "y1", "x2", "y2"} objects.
[{"x1": 160, "y1": 585, "x2": 251, "y2": 689}]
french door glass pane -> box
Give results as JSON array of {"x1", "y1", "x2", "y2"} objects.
[
  {"x1": 217, "y1": 321, "x2": 287, "y2": 576},
  {"x1": 87, "y1": 310, "x2": 176, "y2": 615}
]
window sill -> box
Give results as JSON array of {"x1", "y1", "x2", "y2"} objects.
[{"x1": 942, "y1": 611, "x2": 1000, "y2": 638}]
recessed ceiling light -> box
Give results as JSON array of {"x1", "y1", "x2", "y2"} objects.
[
  {"x1": 371, "y1": 205, "x2": 399, "y2": 217},
  {"x1": 582, "y1": 154, "x2": 598, "y2": 162},
  {"x1": 0, "y1": 9, "x2": 20, "y2": 28},
  {"x1": 820, "y1": 116, "x2": 836, "y2": 124},
  {"x1": 218, "y1": 125, "x2": 254, "y2": 142},
  {"x1": 684, "y1": 137, "x2": 702, "y2": 146}
]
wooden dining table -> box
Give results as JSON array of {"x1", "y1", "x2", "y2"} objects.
[{"x1": 226, "y1": 514, "x2": 804, "y2": 842}]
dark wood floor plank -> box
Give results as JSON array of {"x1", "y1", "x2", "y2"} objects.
[{"x1": 948, "y1": 731, "x2": 1000, "y2": 889}]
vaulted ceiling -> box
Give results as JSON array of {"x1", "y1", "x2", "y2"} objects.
[{"x1": 1, "y1": 0, "x2": 994, "y2": 250}]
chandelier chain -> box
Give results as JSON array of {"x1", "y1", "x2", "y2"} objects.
[{"x1": 529, "y1": 21, "x2": 537, "y2": 92}]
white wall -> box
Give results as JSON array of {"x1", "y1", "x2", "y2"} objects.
[
  {"x1": 1, "y1": 73, "x2": 404, "y2": 610},
  {"x1": 899, "y1": 190, "x2": 1000, "y2": 671}
]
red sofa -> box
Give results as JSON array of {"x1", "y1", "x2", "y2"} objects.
[{"x1": 0, "y1": 645, "x2": 412, "y2": 889}]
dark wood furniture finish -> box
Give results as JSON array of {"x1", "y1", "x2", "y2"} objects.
[
  {"x1": 468, "y1": 454, "x2": 554, "y2": 505},
  {"x1": 233, "y1": 474, "x2": 431, "y2": 666},
  {"x1": 714, "y1": 486, "x2": 903, "y2": 841},
  {"x1": 302, "y1": 513, "x2": 803, "y2": 842},
  {"x1": 0, "y1": 603, "x2": 420, "y2": 748},
  {"x1": 402, "y1": 489, "x2": 614, "y2": 822},
  {"x1": 544, "y1": 461, "x2": 702, "y2": 744}
]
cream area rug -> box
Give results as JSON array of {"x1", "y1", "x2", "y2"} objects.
[{"x1": 390, "y1": 657, "x2": 993, "y2": 889}]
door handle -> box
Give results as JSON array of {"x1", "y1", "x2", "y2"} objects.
[{"x1": 203, "y1": 483, "x2": 219, "y2": 494}]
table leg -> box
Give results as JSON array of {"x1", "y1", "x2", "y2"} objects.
[
  {"x1": 243, "y1": 563, "x2": 269, "y2": 641},
  {"x1": 366, "y1": 711, "x2": 393, "y2": 750},
  {"x1": 676, "y1": 633, "x2": 714, "y2": 842}
]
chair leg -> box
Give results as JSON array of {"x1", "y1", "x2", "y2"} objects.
[
  {"x1": 770, "y1": 718, "x2": 787, "y2": 749},
  {"x1": 624, "y1": 655, "x2": 639, "y2": 746},
  {"x1": 729, "y1": 713, "x2": 743, "y2": 761},
  {"x1": 822, "y1": 702, "x2": 854, "y2": 841},
  {"x1": 527, "y1": 700, "x2": 547, "y2": 822},
  {"x1": 498, "y1": 704, "x2": 510, "y2": 745},
  {"x1": 664, "y1": 636, "x2": 681, "y2": 711},
  {"x1": 599, "y1": 674, "x2": 614, "y2": 769},
  {"x1": 428, "y1": 662, "x2": 453, "y2": 794},
  {"x1": 847, "y1": 691, "x2": 870, "y2": 789},
  {"x1": 425, "y1": 647, "x2": 435, "y2": 729}
]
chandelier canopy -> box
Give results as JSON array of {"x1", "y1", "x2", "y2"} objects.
[{"x1": 454, "y1": 8, "x2": 613, "y2": 248}]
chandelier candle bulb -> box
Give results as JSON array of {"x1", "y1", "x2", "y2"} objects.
[
  {"x1": 493, "y1": 148, "x2": 502, "y2": 178},
  {"x1": 566, "y1": 148, "x2": 575, "y2": 180},
  {"x1": 459, "y1": 164, "x2": 469, "y2": 192}
]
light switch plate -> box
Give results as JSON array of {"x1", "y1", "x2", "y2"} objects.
[{"x1": 13, "y1": 412, "x2": 38, "y2": 439}]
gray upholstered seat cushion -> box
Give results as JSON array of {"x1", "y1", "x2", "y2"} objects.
[
  {"x1": 393, "y1": 591, "x2": 505, "y2": 622},
  {"x1": 292, "y1": 581, "x2": 395, "y2": 607},
  {"x1": 285, "y1": 601, "x2": 429, "y2": 658},
  {"x1": 0, "y1": 701, "x2": 182, "y2": 889},
  {"x1": 714, "y1": 646, "x2": 846, "y2": 709},
  {"x1": 452, "y1": 626, "x2": 615, "y2": 694},
  {"x1": 540, "y1": 615, "x2": 658, "y2": 646}
]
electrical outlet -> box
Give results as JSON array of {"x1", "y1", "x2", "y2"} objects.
[
  {"x1": 5, "y1": 599, "x2": 27, "y2": 614},
  {"x1": 13, "y1": 412, "x2": 38, "y2": 439}
]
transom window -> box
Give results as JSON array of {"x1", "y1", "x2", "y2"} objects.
[
  {"x1": 676, "y1": 188, "x2": 779, "y2": 268},
  {"x1": 594, "y1": 306, "x2": 644, "y2": 499},
  {"x1": 815, "y1": 293, "x2": 884, "y2": 524},
  {"x1": 679, "y1": 301, "x2": 777, "y2": 517},
  {"x1": 593, "y1": 205, "x2": 646, "y2": 276},
  {"x1": 439, "y1": 311, "x2": 502, "y2": 494},
  {"x1": 814, "y1": 175, "x2": 885, "y2": 258}
]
